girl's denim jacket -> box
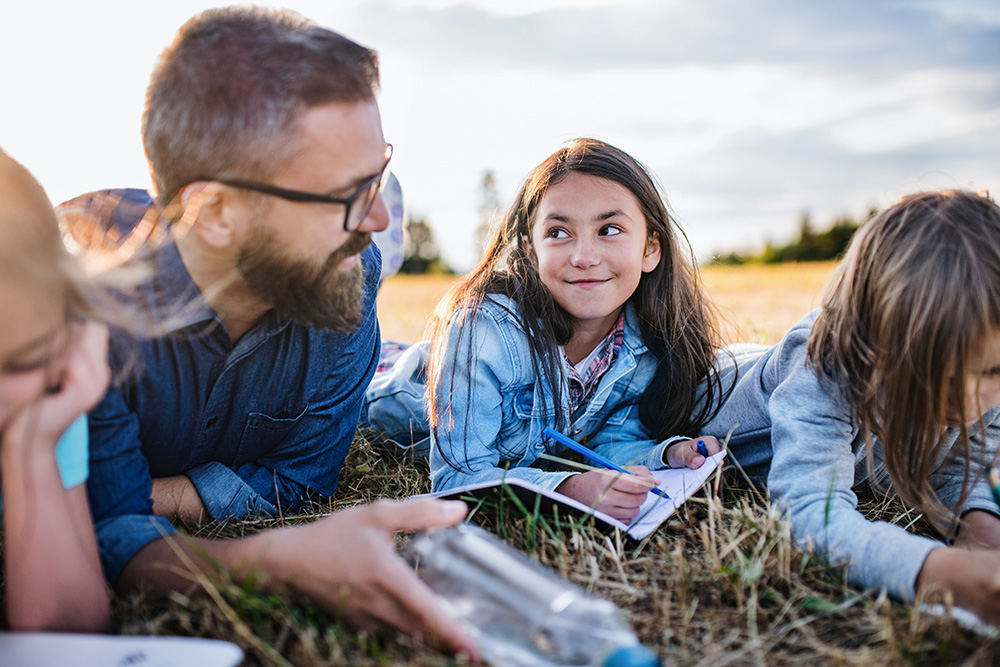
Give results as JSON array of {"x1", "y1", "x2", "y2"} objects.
[
  {"x1": 430, "y1": 295, "x2": 687, "y2": 493},
  {"x1": 703, "y1": 309, "x2": 1000, "y2": 601}
]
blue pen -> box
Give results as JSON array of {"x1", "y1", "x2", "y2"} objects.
[{"x1": 543, "y1": 426, "x2": 670, "y2": 499}]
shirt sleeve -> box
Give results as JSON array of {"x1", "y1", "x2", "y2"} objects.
[
  {"x1": 54, "y1": 414, "x2": 90, "y2": 489},
  {"x1": 184, "y1": 248, "x2": 383, "y2": 520},
  {"x1": 429, "y1": 308, "x2": 576, "y2": 493},
  {"x1": 932, "y1": 404, "x2": 1000, "y2": 524},
  {"x1": 765, "y1": 328, "x2": 940, "y2": 601},
  {"x1": 86, "y1": 384, "x2": 178, "y2": 587}
]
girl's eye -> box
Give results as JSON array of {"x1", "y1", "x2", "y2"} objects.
[
  {"x1": 1, "y1": 356, "x2": 52, "y2": 376},
  {"x1": 598, "y1": 225, "x2": 623, "y2": 237},
  {"x1": 546, "y1": 227, "x2": 569, "y2": 239}
]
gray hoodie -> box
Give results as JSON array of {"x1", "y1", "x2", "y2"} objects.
[{"x1": 704, "y1": 310, "x2": 1000, "y2": 600}]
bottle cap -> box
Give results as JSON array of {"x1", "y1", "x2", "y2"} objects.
[{"x1": 602, "y1": 644, "x2": 660, "y2": 667}]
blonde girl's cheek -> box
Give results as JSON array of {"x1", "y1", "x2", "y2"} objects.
[{"x1": 0, "y1": 370, "x2": 49, "y2": 431}]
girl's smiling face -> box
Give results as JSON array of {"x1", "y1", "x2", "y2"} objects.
[
  {"x1": 530, "y1": 172, "x2": 661, "y2": 340},
  {"x1": 0, "y1": 281, "x2": 67, "y2": 432}
]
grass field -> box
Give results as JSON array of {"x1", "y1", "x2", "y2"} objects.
[{"x1": 13, "y1": 263, "x2": 998, "y2": 666}]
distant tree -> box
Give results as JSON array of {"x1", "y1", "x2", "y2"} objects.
[
  {"x1": 399, "y1": 217, "x2": 454, "y2": 275},
  {"x1": 713, "y1": 207, "x2": 875, "y2": 266},
  {"x1": 474, "y1": 170, "x2": 501, "y2": 259}
]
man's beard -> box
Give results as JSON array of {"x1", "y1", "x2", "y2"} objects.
[{"x1": 237, "y1": 225, "x2": 371, "y2": 333}]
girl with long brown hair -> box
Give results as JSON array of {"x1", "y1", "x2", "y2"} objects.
[
  {"x1": 704, "y1": 189, "x2": 1000, "y2": 622},
  {"x1": 426, "y1": 138, "x2": 729, "y2": 522}
]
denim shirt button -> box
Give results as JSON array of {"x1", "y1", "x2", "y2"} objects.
[{"x1": 534, "y1": 442, "x2": 543, "y2": 450}]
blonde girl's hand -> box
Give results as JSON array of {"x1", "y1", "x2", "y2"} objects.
[
  {"x1": 556, "y1": 467, "x2": 660, "y2": 524},
  {"x1": 4, "y1": 321, "x2": 109, "y2": 453},
  {"x1": 664, "y1": 436, "x2": 722, "y2": 469}
]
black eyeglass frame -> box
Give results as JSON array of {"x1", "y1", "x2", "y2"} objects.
[{"x1": 207, "y1": 144, "x2": 393, "y2": 232}]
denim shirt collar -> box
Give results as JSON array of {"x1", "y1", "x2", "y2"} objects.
[{"x1": 63, "y1": 188, "x2": 293, "y2": 344}]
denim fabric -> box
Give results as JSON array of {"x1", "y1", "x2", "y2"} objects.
[
  {"x1": 69, "y1": 189, "x2": 382, "y2": 586},
  {"x1": 701, "y1": 309, "x2": 1000, "y2": 601},
  {"x1": 429, "y1": 295, "x2": 690, "y2": 493},
  {"x1": 362, "y1": 341, "x2": 433, "y2": 458}
]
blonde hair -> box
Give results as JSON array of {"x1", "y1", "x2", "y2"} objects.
[
  {"x1": 809, "y1": 189, "x2": 1000, "y2": 530},
  {"x1": 0, "y1": 149, "x2": 92, "y2": 321}
]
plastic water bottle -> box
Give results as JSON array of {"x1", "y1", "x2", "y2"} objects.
[{"x1": 404, "y1": 522, "x2": 660, "y2": 667}]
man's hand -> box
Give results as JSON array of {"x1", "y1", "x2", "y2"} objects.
[{"x1": 137, "y1": 498, "x2": 483, "y2": 659}]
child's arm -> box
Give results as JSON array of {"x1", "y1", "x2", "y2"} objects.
[
  {"x1": 1, "y1": 322, "x2": 110, "y2": 632},
  {"x1": 764, "y1": 331, "x2": 943, "y2": 600},
  {"x1": 429, "y1": 306, "x2": 577, "y2": 493}
]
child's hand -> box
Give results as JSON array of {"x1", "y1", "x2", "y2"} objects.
[
  {"x1": 3, "y1": 322, "x2": 109, "y2": 455},
  {"x1": 664, "y1": 436, "x2": 722, "y2": 469},
  {"x1": 556, "y1": 467, "x2": 660, "y2": 524}
]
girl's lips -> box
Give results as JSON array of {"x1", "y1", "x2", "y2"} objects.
[{"x1": 567, "y1": 278, "x2": 609, "y2": 288}]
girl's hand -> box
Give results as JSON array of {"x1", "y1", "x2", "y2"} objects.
[
  {"x1": 918, "y1": 546, "x2": 1000, "y2": 626},
  {"x1": 3, "y1": 322, "x2": 109, "y2": 455},
  {"x1": 556, "y1": 466, "x2": 660, "y2": 524},
  {"x1": 664, "y1": 436, "x2": 722, "y2": 469}
]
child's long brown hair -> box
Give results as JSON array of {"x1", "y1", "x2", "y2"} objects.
[
  {"x1": 809, "y1": 189, "x2": 1000, "y2": 530},
  {"x1": 427, "y1": 138, "x2": 725, "y2": 467}
]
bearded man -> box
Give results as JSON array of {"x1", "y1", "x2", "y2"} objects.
[{"x1": 57, "y1": 7, "x2": 477, "y2": 655}]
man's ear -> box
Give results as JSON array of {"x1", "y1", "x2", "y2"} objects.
[
  {"x1": 641, "y1": 232, "x2": 662, "y2": 273},
  {"x1": 178, "y1": 181, "x2": 234, "y2": 249}
]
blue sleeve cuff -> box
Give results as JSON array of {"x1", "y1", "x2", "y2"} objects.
[
  {"x1": 96, "y1": 513, "x2": 177, "y2": 587},
  {"x1": 186, "y1": 461, "x2": 278, "y2": 521}
]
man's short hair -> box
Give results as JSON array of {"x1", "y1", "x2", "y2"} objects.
[{"x1": 142, "y1": 6, "x2": 380, "y2": 207}]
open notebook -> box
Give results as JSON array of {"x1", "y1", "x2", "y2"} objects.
[{"x1": 419, "y1": 451, "x2": 726, "y2": 540}]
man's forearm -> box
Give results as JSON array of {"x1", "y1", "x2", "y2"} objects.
[{"x1": 152, "y1": 475, "x2": 209, "y2": 526}]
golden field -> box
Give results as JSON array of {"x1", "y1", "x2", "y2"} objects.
[{"x1": 377, "y1": 261, "x2": 840, "y2": 345}]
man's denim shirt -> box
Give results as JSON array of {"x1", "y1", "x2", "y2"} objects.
[
  {"x1": 67, "y1": 189, "x2": 381, "y2": 586},
  {"x1": 430, "y1": 295, "x2": 688, "y2": 493},
  {"x1": 701, "y1": 309, "x2": 1000, "y2": 601}
]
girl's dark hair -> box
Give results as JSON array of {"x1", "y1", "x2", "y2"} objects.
[
  {"x1": 427, "y1": 138, "x2": 725, "y2": 465},
  {"x1": 809, "y1": 189, "x2": 1000, "y2": 531}
]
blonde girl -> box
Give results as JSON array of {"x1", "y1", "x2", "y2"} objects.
[
  {"x1": 704, "y1": 189, "x2": 1000, "y2": 621},
  {"x1": 0, "y1": 149, "x2": 110, "y2": 631},
  {"x1": 427, "y1": 138, "x2": 728, "y2": 522}
]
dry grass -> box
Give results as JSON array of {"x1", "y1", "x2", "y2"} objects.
[
  {"x1": 5, "y1": 264, "x2": 998, "y2": 665},
  {"x1": 103, "y1": 435, "x2": 1000, "y2": 666}
]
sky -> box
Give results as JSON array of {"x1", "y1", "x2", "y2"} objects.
[{"x1": 1, "y1": 0, "x2": 998, "y2": 270}]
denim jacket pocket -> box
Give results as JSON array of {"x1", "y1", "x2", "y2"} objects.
[
  {"x1": 512, "y1": 386, "x2": 550, "y2": 419},
  {"x1": 237, "y1": 404, "x2": 309, "y2": 463}
]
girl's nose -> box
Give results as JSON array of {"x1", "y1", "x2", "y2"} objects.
[{"x1": 570, "y1": 238, "x2": 599, "y2": 268}]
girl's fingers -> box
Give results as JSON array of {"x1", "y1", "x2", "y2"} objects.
[{"x1": 668, "y1": 436, "x2": 723, "y2": 469}]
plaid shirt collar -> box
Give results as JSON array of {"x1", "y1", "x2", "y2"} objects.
[{"x1": 562, "y1": 311, "x2": 627, "y2": 413}]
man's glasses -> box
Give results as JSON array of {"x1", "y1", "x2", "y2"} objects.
[{"x1": 211, "y1": 144, "x2": 393, "y2": 232}]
